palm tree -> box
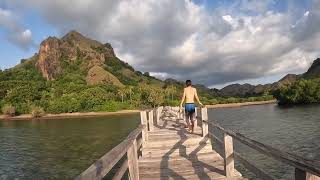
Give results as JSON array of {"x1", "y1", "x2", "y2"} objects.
[
  {"x1": 170, "y1": 86, "x2": 176, "y2": 100},
  {"x1": 164, "y1": 88, "x2": 171, "y2": 100},
  {"x1": 126, "y1": 86, "x2": 134, "y2": 100},
  {"x1": 165, "y1": 86, "x2": 177, "y2": 100},
  {"x1": 117, "y1": 88, "x2": 126, "y2": 103}
]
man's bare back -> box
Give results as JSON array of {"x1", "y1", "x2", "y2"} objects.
[
  {"x1": 179, "y1": 80, "x2": 203, "y2": 133},
  {"x1": 180, "y1": 86, "x2": 202, "y2": 108}
]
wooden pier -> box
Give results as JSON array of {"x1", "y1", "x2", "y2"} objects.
[{"x1": 75, "y1": 106, "x2": 320, "y2": 180}]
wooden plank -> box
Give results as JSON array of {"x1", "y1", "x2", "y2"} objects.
[
  {"x1": 224, "y1": 133, "x2": 234, "y2": 177},
  {"x1": 139, "y1": 152, "x2": 222, "y2": 162},
  {"x1": 75, "y1": 125, "x2": 144, "y2": 180},
  {"x1": 156, "y1": 107, "x2": 160, "y2": 125},
  {"x1": 142, "y1": 149, "x2": 214, "y2": 158},
  {"x1": 148, "y1": 110, "x2": 154, "y2": 131},
  {"x1": 128, "y1": 139, "x2": 139, "y2": 180},
  {"x1": 140, "y1": 111, "x2": 148, "y2": 143},
  {"x1": 208, "y1": 121, "x2": 320, "y2": 177},
  {"x1": 112, "y1": 159, "x2": 128, "y2": 180},
  {"x1": 138, "y1": 106, "x2": 245, "y2": 180},
  {"x1": 201, "y1": 108, "x2": 208, "y2": 137}
]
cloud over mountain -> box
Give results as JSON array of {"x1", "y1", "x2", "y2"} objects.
[{"x1": 2, "y1": 0, "x2": 320, "y2": 86}]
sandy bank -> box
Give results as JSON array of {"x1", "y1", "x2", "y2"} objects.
[
  {"x1": 0, "y1": 110, "x2": 140, "y2": 121},
  {"x1": 0, "y1": 100, "x2": 277, "y2": 121},
  {"x1": 205, "y1": 100, "x2": 277, "y2": 109}
]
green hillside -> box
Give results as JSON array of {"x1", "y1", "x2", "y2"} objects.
[
  {"x1": 273, "y1": 58, "x2": 320, "y2": 105},
  {"x1": 0, "y1": 31, "x2": 175, "y2": 115},
  {"x1": 0, "y1": 31, "x2": 274, "y2": 116}
]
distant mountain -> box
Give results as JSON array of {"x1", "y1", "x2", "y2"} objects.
[
  {"x1": 216, "y1": 59, "x2": 320, "y2": 97},
  {"x1": 17, "y1": 30, "x2": 164, "y2": 87},
  {"x1": 3, "y1": 30, "x2": 319, "y2": 99},
  {"x1": 303, "y1": 58, "x2": 320, "y2": 79}
]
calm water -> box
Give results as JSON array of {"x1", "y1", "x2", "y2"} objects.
[
  {"x1": 209, "y1": 104, "x2": 320, "y2": 180},
  {"x1": 1, "y1": 105, "x2": 319, "y2": 180},
  {"x1": 0, "y1": 114, "x2": 140, "y2": 179}
]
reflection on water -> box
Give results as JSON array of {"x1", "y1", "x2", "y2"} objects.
[
  {"x1": 209, "y1": 104, "x2": 320, "y2": 179},
  {"x1": 0, "y1": 114, "x2": 140, "y2": 179}
]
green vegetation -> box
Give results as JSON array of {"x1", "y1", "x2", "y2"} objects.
[
  {"x1": 0, "y1": 62, "x2": 274, "y2": 115},
  {"x1": 0, "y1": 53, "x2": 274, "y2": 116},
  {"x1": 273, "y1": 79, "x2": 320, "y2": 105},
  {"x1": 31, "y1": 106, "x2": 45, "y2": 118},
  {"x1": 2, "y1": 104, "x2": 16, "y2": 116}
]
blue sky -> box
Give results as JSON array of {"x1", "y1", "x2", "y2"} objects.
[{"x1": 0, "y1": 0, "x2": 318, "y2": 88}]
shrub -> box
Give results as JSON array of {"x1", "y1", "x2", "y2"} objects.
[
  {"x1": 226, "y1": 97, "x2": 237, "y2": 103},
  {"x1": 208, "y1": 98, "x2": 219, "y2": 105},
  {"x1": 47, "y1": 94, "x2": 82, "y2": 113},
  {"x1": 2, "y1": 104, "x2": 16, "y2": 116},
  {"x1": 31, "y1": 106, "x2": 45, "y2": 118},
  {"x1": 164, "y1": 99, "x2": 179, "y2": 106},
  {"x1": 93, "y1": 101, "x2": 134, "y2": 112}
]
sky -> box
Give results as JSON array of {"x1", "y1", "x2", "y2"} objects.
[{"x1": 0, "y1": 0, "x2": 319, "y2": 89}]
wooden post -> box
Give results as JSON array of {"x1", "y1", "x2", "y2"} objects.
[
  {"x1": 156, "y1": 107, "x2": 160, "y2": 125},
  {"x1": 127, "y1": 139, "x2": 139, "y2": 180},
  {"x1": 201, "y1": 107, "x2": 208, "y2": 137},
  {"x1": 224, "y1": 133, "x2": 234, "y2": 178},
  {"x1": 140, "y1": 111, "x2": 148, "y2": 142},
  {"x1": 148, "y1": 110, "x2": 154, "y2": 131},
  {"x1": 295, "y1": 168, "x2": 320, "y2": 180}
]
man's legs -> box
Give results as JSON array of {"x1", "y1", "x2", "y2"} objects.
[
  {"x1": 185, "y1": 110, "x2": 190, "y2": 128},
  {"x1": 189, "y1": 111, "x2": 195, "y2": 133},
  {"x1": 185, "y1": 111, "x2": 195, "y2": 133}
]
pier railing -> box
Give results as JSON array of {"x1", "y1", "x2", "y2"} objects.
[
  {"x1": 198, "y1": 107, "x2": 320, "y2": 180},
  {"x1": 75, "y1": 107, "x2": 163, "y2": 180},
  {"x1": 76, "y1": 106, "x2": 319, "y2": 180}
]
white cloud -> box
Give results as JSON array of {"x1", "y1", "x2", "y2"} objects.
[
  {"x1": 0, "y1": 8, "x2": 35, "y2": 50},
  {"x1": 2, "y1": 0, "x2": 320, "y2": 86}
]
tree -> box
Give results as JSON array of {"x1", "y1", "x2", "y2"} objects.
[
  {"x1": 273, "y1": 79, "x2": 320, "y2": 105},
  {"x1": 117, "y1": 88, "x2": 127, "y2": 103},
  {"x1": 126, "y1": 86, "x2": 134, "y2": 100},
  {"x1": 147, "y1": 87, "x2": 164, "y2": 107}
]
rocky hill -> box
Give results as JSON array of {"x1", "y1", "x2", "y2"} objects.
[
  {"x1": 217, "y1": 60, "x2": 320, "y2": 97},
  {"x1": 19, "y1": 30, "x2": 164, "y2": 87},
  {"x1": 2, "y1": 30, "x2": 319, "y2": 99},
  {"x1": 303, "y1": 58, "x2": 320, "y2": 79}
]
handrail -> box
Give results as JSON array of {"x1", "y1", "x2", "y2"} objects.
[
  {"x1": 74, "y1": 106, "x2": 163, "y2": 180},
  {"x1": 75, "y1": 124, "x2": 145, "y2": 180},
  {"x1": 205, "y1": 120, "x2": 320, "y2": 178}
]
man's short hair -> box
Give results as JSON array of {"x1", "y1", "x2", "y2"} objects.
[{"x1": 186, "y1": 80, "x2": 192, "y2": 87}]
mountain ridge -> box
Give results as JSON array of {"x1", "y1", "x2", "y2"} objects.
[{"x1": 3, "y1": 30, "x2": 320, "y2": 97}]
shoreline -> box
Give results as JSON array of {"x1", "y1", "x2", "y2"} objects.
[
  {"x1": 0, "y1": 100, "x2": 277, "y2": 121},
  {"x1": 0, "y1": 110, "x2": 141, "y2": 121},
  {"x1": 205, "y1": 99, "x2": 277, "y2": 109}
]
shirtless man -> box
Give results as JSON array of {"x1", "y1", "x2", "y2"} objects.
[{"x1": 180, "y1": 80, "x2": 203, "y2": 133}]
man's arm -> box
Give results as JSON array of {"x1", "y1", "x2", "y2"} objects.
[
  {"x1": 180, "y1": 88, "x2": 186, "y2": 109},
  {"x1": 194, "y1": 89, "x2": 203, "y2": 106}
]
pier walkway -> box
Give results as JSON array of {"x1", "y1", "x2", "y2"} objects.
[
  {"x1": 138, "y1": 107, "x2": 244, "y2": 179},
  {"x1": 75, "y1": 106, "x2": 320, "y2": 180}
]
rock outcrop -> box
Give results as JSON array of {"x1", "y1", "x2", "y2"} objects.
[
  {"x1": 36, "y1": 30, "x2": 117, "y2": 82},
  {"x1": 37, "y1": 37, "x2": 62, "y2": 80}
]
